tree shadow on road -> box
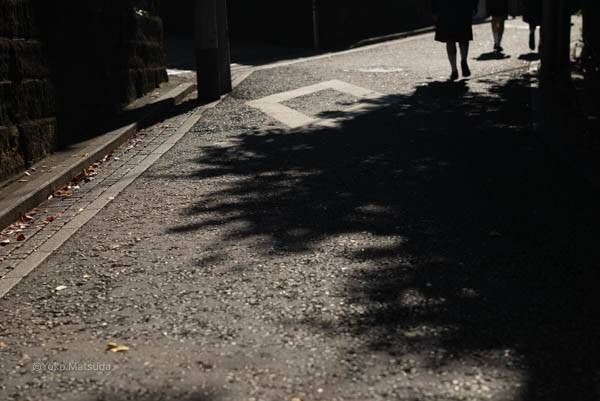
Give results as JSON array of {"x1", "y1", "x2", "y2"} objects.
[{"x1": 170, "y1": 71, "x2": 600, "y2": 400}]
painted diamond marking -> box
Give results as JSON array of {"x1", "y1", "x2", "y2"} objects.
[{"x1": 246, "y1": 80, "x2": 394, "y2": 129}]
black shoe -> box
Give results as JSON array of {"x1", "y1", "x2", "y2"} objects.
[
  {"x1": 529, "y1": 32, "x2": 535, "y2": 50},
  {"x1": 449, "y1": 70, "x2": 459, "y2": 81},
  {"x1": 494, "y1": 44, "x2": 504, "y2": 53},
  {"x1": 461, "y1": 61, "x2": 471, "y2": 77}
]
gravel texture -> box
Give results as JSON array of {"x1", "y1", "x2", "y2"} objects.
[{"x1": 1, "y1": 20, "x2": 598, "y2": 401}]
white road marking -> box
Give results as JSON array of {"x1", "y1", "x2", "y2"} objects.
[{"x1": 247, "y1": 79, "x2": 397, "y2": 129}]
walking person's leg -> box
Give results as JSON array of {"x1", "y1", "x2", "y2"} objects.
[
  {"x1": 459, "y1": 41, "x2": 471, "y2": 77},
  {"x1": 529, "y1": 23, "x2": 536, "y2": 50},
  {"x1": 446, "y1": 41, "x2": 459, "y2": 81},
  {"x1": 492, "y1": 15, "x2": 506, "y2": 52}
]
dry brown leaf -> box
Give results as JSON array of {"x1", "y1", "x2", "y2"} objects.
[
  {"x1": 0, "y1": 342, "x2": 6, "y2": 348},
  {"x1": 107, "y1": 342, "x2": 129, "y2": 352},
  {"x1": 403, "y1": 330, "x2": 426, "y2": 338},
  {"x1": 108, "y1": 243, "x2": 120, "y2": 250},
  {"x1": 83, "y1": 274, "x2": 91, "y2": 279}
]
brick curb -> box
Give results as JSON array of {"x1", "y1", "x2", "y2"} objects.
[{"x1": 0, "y1": 81, "x2": 196, "y2": 231}]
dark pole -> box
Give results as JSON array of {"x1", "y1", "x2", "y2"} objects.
[
  {"x1": 541, "y1": 0, "x2": 571, "y2": 83},
  {"x1": 194, "y1": 0, "x2": 221, "y2": 103},
  {"x1": 217, "y1": 0, "x2": 232, "y2": 94},
  {"x1": 312, "y1": 0, "x2": 320, "y2": 49}
]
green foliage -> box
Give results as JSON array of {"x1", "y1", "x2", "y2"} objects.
[{"x1": 133, "y1": 7, "x2": 149, "y2": 17}]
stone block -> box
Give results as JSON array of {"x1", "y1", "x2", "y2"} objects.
[
  {"x1": 0, "y1": 124, "x2": 25, "y2": 180},
  {"x1": 17, "y1": 117, "x2": 57, "y2": 166},
  {"x1": 0, "y1": 80, "x2": 13, "y2": 124},
  {"x1": 0, "y1": 0, "x2": 37, "y2": 39},
  {"x1": 126, "y1": 41, "x2": 165, "y2": 69},
  {"x1": 0, "y1": 39, "x2": 10, "y2": 81},
  {"x1": 11, "y1": 39, "x2": 49, "y2": 80},
  {"x1": 11, "y1": 78, "x2": 55, "y2": 122}
]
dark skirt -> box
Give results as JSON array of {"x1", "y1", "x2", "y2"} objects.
[
  {"x1": 487, "y1": 0, "x2": 509, "y2": 17},
  {"x1": 522, "y1": 0, "x2": 542, "y2": 26},
  {"x1": 434, "y1": 1, "x2": 476, "y2": 43}
]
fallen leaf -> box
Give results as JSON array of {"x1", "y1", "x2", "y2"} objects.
[
  {"x1": 0, "y1": 342, "x2": 6, "y2": 348},
  {"x1": 1, "y1": 239, "x2": 10, "y2": 246},
  {"x1": 108, "y1": 243, "x2": 120, "y2": 250},
  {"x1": 47, "y1": 216, "x2": 55, "y2": 222},
  {"x1": 17, "y1": 234, "x2": 25, "y2": 241},
  {"x1": 55, "y1": 285, "x2": 67, "y2": 291},
  {"x1": 83, "y1": 274, "x2": 91, "y2": 279},
  {"x1": 107, "y1": 196, "x2": 115, "y2": 200},
  {"x1": 24, "y1": 171, "x2": 31, "y2": 176},
  {"x1": 291, "y1": 398, "x2": 305, "y2": 401},
  {"x1": 107, "y1": 342, "x2": 129, "y2": 352},
  {"x1": 489, "y1": 231, "x2": 502, "y2": 237},
  {"x1": 403, "y1": 329, "x2": 426, "y2": 338},
  {"x1": 18, "y1": 179, "x2": 28, "y2": 183}
]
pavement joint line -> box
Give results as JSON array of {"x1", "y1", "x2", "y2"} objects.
[
  {"x1": 0, "y1": 84, "x2": 192, "y2": 231},
  {"x1": 0, "y1": 96, "x2": 219, "y2": 299}
]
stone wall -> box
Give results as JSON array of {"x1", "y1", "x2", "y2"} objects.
[
  {"x1": 0, "y1": 0, "x2": 167, "y2": 181},
  {"x1": 316, "y1": 0, "x2": 433, "y2": 48},
  {"x1": 38, "y1": 0, "x2": 168, "y2": 146},
  {"x1": 0, "y1": 0, "x2": 56, "y2": 180},
  {"x1": 224, "y1": 0, "x2": 433, "y2": 49}
]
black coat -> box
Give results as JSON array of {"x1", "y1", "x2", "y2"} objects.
[
  {"x1": 432, "y1": 0, "x2": 480, "y2": 43},
  {"x1": 522, "y1": 0, "x2": 542, "y2": 26}
]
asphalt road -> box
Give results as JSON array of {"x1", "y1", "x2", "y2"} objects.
[{"x1": 1, "y1": 19, "x2": 599, "y2": 401}]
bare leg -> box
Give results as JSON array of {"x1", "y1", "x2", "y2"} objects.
[
  {"x1": 492, "y1": 16, "x2": 505, "y2": 51},
  {"x1": 446, "y1": 41, "x2": 458, "y2": 80},
  {"x1": 529, "y1": 23, "x2": 536, "y2": 50},
  {"x1": 459, "y1": 41, "x2": 471, "y2": 77}
]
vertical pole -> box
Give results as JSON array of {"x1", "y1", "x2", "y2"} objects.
[
  {"x1": 539, "y1": 0, "x2": 572, "y2": 155},
  {"x1": 312, "y1": 0, "x2": 320, "y2": 49},
  {"x1": 194, "y1": 0, "x2": 221, "y2": 103},
  {"x1": 541, "y1": 0, "x2": 571, "y2": 83},
  {"x1": 217, "y1": 0, "x2": 232, "y2": 94}
]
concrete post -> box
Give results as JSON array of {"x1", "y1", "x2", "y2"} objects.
[
  {"x1": 312, "y1": 0, "x2": 320, "y2": 49},
  {"x1": 194, "y1": 0, "x2": 221, "y2": 103},
  {"x1": 541, "y1": 0, "x2": 571, "y2": 83},
  {"x1": 217, "y1": 0, "x2": 232, "y2": 94}
]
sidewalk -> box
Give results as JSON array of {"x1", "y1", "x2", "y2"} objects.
[{"x1": 1, "y1": 20, "x2": 599, "y2": 401}]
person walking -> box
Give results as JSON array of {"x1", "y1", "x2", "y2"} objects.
[
  {"x1": 432, "y1": 0, "x2": 480, "y2": 81},
  {"x1": 487, "y1": 0, "x2": 509, "y2": 52},
  {"x1": 522, "y1": 0, "x2": 542, "y2": 50}
]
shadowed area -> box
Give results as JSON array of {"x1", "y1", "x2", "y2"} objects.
[{"x1": 168, "y1": 70, "x2": 600, "y2": 400}]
